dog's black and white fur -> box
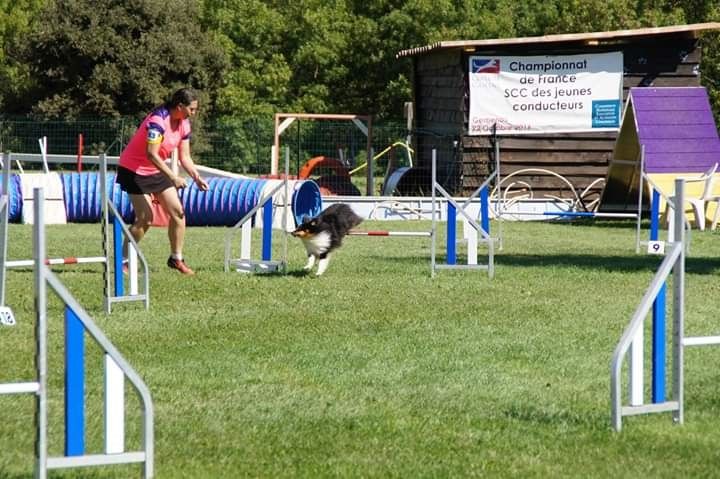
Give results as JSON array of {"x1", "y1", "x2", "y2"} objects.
[{"x1": 291, "y1": 203, "x2": 363, "y2": 276}]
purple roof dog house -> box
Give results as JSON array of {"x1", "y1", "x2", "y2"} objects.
[{"x1": 599, "y1": 87, "x2": 720, "y2": 212}]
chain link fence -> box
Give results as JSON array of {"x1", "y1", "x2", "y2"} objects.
[{"x1": 0, "y1": 116, "x2": 463, "y2": 196}]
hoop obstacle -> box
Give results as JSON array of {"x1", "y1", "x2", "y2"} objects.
[{"x1": 0, "y1": 188, "x2": 154, "y2": 478}]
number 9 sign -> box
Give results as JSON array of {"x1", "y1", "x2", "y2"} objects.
[{"x1": 647, "y1": 240, "x2": 665, "y2": 255}]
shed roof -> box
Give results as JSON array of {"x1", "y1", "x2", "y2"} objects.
[{"x1": 396, "y1": 22, "x2": 720, "y2": 58}]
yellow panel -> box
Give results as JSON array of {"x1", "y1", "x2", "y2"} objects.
[{"x1": 647, "y1": 172, "x2": 720, "y2": 227}]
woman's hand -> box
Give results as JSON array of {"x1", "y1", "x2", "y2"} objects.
[
  {"x1": 172, "y1": 175, "x2": 188, "y2": 189},
  {"x1": 195, "y1": 177, "x2": 209, "y2": 191}
]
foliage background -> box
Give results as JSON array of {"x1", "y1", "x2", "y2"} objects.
[{"x1": 1, "y1": 0, "x2": 719, "y2": 124}]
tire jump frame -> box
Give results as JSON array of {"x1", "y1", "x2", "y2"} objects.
[{"x1": 0, "y1": 188, "x2": 154, "y2": 478}]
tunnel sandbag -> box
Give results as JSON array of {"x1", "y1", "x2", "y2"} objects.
[
  {"x1": 256, "y1": 179, "x2": 322, "y2": 231},
  {"x1": 61, "y1": 172, "x2": 134, "y2": 223},
  {"x1": 18, "y1": 173, "x2": 66, "y2": 224},
  {"x1": 0, "y1": 174, "x2": 22, "y2": 222}
]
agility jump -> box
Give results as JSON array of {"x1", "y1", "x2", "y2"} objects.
[
  {"x1": 0, "y1": 152, "x2": 149, "y2": 318},
  {"x1": 346, "y1": 149, "x2": 496, "y2": 278},
  {"x1": 224, "y1": 147, "x2": 292, "y2": 274},
  {"x1": 610, "y1": 177, "x2": 718, "y2": 431},
  {"x1": 0, "y1": 188, "x2": 154, "y2": 478}
]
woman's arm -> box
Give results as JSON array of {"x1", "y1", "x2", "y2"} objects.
[
  {"x1": 177, "y1": 139, "x2": 209, "y2": 191},
  {"x1": 146, "y1": 141, "x2": 187, "y2": 189}
]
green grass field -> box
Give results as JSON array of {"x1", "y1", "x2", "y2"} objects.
[{"x1": 1, "y1": 219, "x2": 720, "y2": 478}]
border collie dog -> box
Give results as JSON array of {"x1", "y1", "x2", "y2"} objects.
[{"x1": 291, "y1": 203, "x2": 363, "y2": 276}]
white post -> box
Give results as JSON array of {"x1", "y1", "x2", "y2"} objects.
[
  {"x1": 240, "y1": 222, "x2": 252, "y2": 260},
  {"x1": 104, "y1": 354, "x2": 125, "y2": 454},
  {"x1": 629, "y1": 328, "x2": 644, "y2": 406},
  {"x1": 39, "y1": 136, "x2": 49, "y2": 174},
  {"x1": 461, "y1": 217, "x2": 479, "y2": 266},
  {"x1": 128, "y1": 245, "x2": 138, "y2": 296}
]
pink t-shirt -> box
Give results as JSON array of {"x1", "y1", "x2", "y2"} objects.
[{"x1": 119, "y1": 107, "x2": 192, "y2": 176}]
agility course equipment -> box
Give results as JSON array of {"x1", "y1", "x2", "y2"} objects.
[
  {"x1": 271, "y1": 113, "x2": 373, "y2": 194},
  {"x1": 346, "y1": 149, "x2": 495, "y2": 278},
  {"x1": 611, "y1": 178, "x2": 688, "y2": 430},
  {"x1": 610, "y1": 177, "x2": 718, "y2": 431},
  {"x1": 0, "y1": 188, "x2": 154, "y2": 478},
  {"x1": 431, "y1": 149, "x2": 495, "y2": 277},
  {"x1": 0, "y1": 152, "x2": 150, "y2": 315},
  {"x1": 2, "y1": 163, "x2": 322, "y2": 228},
  {"x1": 599, "y1": 87, "x2": 720, "y2": 229},
  {"x1": 224, "y1": 148, "x2": 304, "y2": 274}
]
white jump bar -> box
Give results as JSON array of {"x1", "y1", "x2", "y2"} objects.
[
  {"x1": 683, "y1": 336, "x2": 720, "y2": 347},
  {"x1": 0, "y1": 381, "x2": 40, "y2": 394},
  {"x1": 6, "y1": 256, "x2": 107, "y2": 268},
  {"x1": 46, "y1": 451, "x2": 146, "y2": 469}
]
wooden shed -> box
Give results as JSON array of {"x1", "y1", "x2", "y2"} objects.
[{"x1": 396, "y1": 23, "x2": 720, "y2": 200}]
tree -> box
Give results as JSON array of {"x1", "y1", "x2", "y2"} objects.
[
  {"x1": 0, "y1": 0, "x2": 45, "y2": 114},
  {"x1": 20, "y1": 0, "x2": 227, "y2": 119},
  {"x1": 201, "y1": 0, "x2": 291, "y2": 117}
]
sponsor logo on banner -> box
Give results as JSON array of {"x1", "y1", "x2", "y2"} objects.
[{"x1": 471, "y1": 58, "x2": 500, "y2": 74}]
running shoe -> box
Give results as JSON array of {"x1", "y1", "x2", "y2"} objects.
[{"x1": 167, "y1": 256, "x2": 195, "y2": 275}]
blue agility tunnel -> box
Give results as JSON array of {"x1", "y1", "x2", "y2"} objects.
[
  {"x1": 58, "y1": 172, "x2": 322, "y2": 227},
  {"x1": 0, "y1": 175, "x2": 22, "y2": 223},
  {"x1": 61, "y1": 173, "x2": 134, "y2": 223},
  {"x1": 179, "y1": 176, "x2": 322, "y2": 227},
  {"x1": 0, "y1": 174, "x2": 22, "y2": 222},
  {"x1": 2, "y1": 172, "x2": 322, "y2": 226}
]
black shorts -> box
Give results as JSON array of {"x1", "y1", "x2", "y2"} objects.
[{"x1": 116, "y1": 167, "x2": 173, "y2": 195}]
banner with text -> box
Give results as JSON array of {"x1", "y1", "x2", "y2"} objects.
[{"x1": 468, "y1": 52, "x2": 623, "y2": 135}]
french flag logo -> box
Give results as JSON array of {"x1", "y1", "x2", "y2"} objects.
[{"x1": 472, "y1": 58, "x2": 500, "y2": 74}]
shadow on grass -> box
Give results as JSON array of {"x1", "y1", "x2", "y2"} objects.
[
  {"x1": 497, "y1": 253, "x2": 720, "y2": 275},
  {"x1": 283, "y1": 269, "x2": 313, "y2": 278},
  {"x1": 538, "y1": 218, "x2": 641, "y2": 230},
  {"x1": 356, "y1": 251, "x2": 720, "y2": 275}
]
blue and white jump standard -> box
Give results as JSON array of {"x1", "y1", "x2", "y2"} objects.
[{"x1": 0, "y1": 188, "x2": 154, "y2": 478}]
